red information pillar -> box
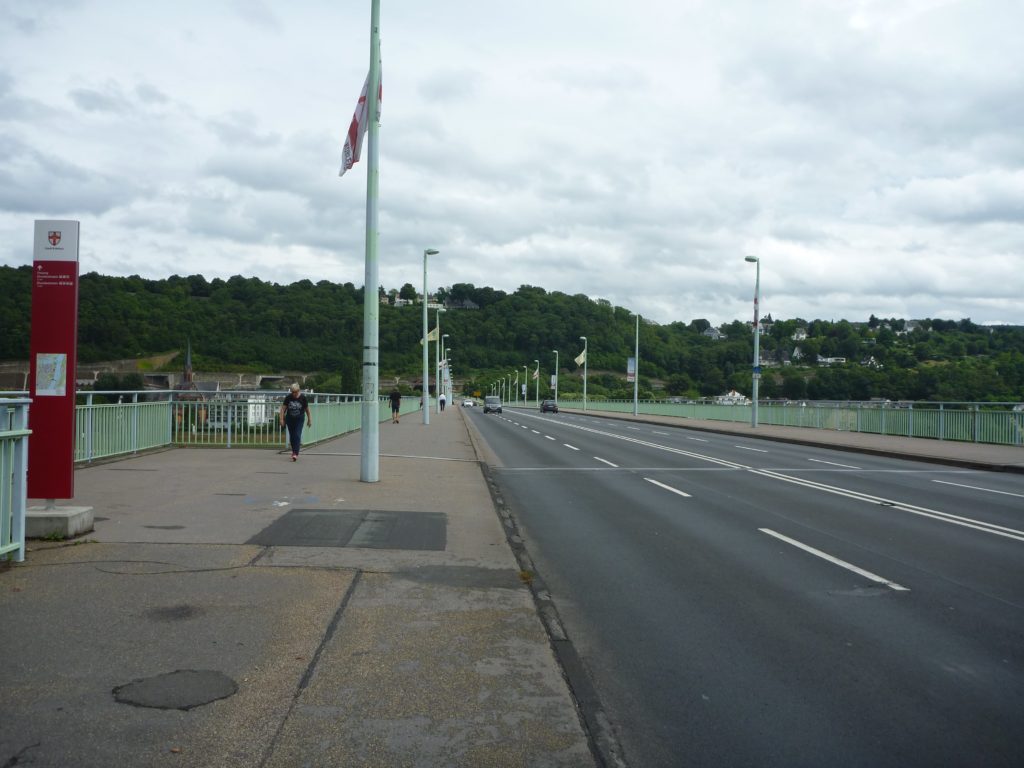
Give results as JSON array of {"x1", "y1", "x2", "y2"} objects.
[{"x1": 27, "y1": 220, "x2": 81, "y2": 499}]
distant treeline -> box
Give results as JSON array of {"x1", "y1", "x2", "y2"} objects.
[{"x1": 2, "y1": 266, "x2": 1023, "y2": 402}]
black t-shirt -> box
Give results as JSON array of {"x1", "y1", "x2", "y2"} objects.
[
  {"x1": 283, "y1": 393, "x2": 309, "y2": 420},
  {"x1": 389, "y1": 391, "x2": 402, "y2": 409}
]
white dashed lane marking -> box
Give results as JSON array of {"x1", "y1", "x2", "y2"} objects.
[{"x1": 644, "y1": 477, "x2": 692, "y2": 498}]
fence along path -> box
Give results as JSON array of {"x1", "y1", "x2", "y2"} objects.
[
  {"x1": 1, "y1": 399, "x2": 29, "y2": 562},
  {"x1": 556, "y1": 398, "x2": 1024, "y2": 446}
]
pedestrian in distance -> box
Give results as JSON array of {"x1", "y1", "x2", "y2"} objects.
[
  {"x1": 390, "y1": 389, "x2": 402, "y2": 423},
  {"x1": 279, "y1": 383, "x2": 312, "y2": 461},
  {"x1": 439, "y1": 392, "x2": 447, "y2": 412}
]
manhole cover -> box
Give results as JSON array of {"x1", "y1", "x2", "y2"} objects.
[
  {"x1": 247, "y1": 509, "x2": 446, "y2": 551},
  {"x1": 113, "y1": 670, "x2": 237, "y2": 710}
]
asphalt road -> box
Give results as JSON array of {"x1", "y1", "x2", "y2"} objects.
[{"x1": 466, "y1": 405, "x2": 1024, "y2": 768}]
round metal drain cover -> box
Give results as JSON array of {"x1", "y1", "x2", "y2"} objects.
[{"x1": 113, "y1": 669, "x2": 238, "y2": 710}]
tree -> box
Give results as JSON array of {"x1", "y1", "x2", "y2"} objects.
[{"x1": 399, "y1": 283, "x2": 417, "y2": 301}]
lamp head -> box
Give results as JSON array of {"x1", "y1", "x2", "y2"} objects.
[
  {"x1": 744, "y1": 255, "x2": 758, "y2": 263},
  {"x1": 425, "y1": 248, "x2": 439, "y2": 256}
]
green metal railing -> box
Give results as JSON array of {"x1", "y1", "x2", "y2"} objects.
[
  {"x1": 555, "y1": 399, "x2": 1024, "y2": 446},
  {"x1": 1, "y1": 399, "x2": 30, "y2": 562},
  {"x1": 72, "y1": 391, "x2": 425, "y2": 462}
]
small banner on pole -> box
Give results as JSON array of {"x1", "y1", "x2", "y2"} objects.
[{"x1": 626, "y1": 356, "x2": 636, "y2": 383}]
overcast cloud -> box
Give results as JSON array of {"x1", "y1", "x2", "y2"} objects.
[{"x1": 1, "y1": 0, "x2": 1021, "y2": 325}]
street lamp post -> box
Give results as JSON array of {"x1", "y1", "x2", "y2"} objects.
[
  {"x1": 522, "y1": 365, "x2": 528, "y2": 406},
  {"x1": 446, "y1": 350, "x2": 452, "y2": 403},
  {"x1": 745, "y1": 255, "x2": 760, "y2": 428},
  {"x1": 633, "y1": 313, "x2": 640, "y2": 417},
  {"x1": 422, "y1": 248, "x2": 438, "y2": 425},
  {"x1": 533, "y1": 359, "x2": 540, "y2": 405},
  {"x1": 579, "y1": 336, "x2": 588, "y2": 411},
  {"x1": 513, "y1": 371, "x2": 519, "y2": 406},
  {"x1": 441, "y1": 333, "x2": 449, "y2": 408},
  {"x1": 552, "y1": 350, "x2": 559, "y2": 406}
]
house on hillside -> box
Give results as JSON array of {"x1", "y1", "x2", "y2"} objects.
[
  {"x1": 896, "y1": 320, "x2": 924, "y2": 336},
  {"x1": 714, "y1": 389, "x2": 749, "y2": 405},
  {"x1": 702, "y1": 327, "x2": 726, "y2": 340},
  {"x1": 792, "y1": 327, "x2": 808, "y2": 341},
  {"x1": 445, "y1": 297, "x2": 480, "y2": 310}
]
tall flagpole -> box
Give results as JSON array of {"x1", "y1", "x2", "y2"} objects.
[{"x1": 360, "y1": 0, "x2": 382, "y2": 483}]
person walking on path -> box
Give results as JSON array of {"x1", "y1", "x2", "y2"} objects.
[
  {"x1": 439, "y1": 392, "x2": 447, "y2": 412},
  {"x1": 390, "y1": 389, "x2": 402, "y2": 423},
  {"x1": 279, "y1": 383, "x2": 312, "y2": 461}
]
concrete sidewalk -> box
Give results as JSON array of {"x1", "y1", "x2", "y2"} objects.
[
  {"x1": 1, "y1": 407, "x2": 594, "y2": 767},
  {"x1": 558, "y1": 407, "x2": 1024, "y2": 473}
]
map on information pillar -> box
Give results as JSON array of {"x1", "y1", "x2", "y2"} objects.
[{"x1": 35, "y1": 353, "x2": 68, "y2": 396}]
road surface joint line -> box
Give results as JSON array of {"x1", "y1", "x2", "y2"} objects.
[
  {"x1": 759, "y1": 528, "x2": 909, "y2": 591},
  {"x1": 643, "y1": 477, "x2": 692, "y2": 498}
]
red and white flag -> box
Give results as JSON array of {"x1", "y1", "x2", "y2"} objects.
[{"x1": 339, "y1": 71, "x2": 382, "y2": 177}]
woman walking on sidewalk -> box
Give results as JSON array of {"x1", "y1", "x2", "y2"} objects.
[
  {"x1": 280, "y1": 383, "x2": 312, "y2": 461},
  {"x1": 390, "y1": 389, "x2": 402, "y2": 423}
]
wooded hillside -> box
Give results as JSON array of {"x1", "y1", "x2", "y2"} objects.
[{"x1": 2, "y1": 266, "x2": 1022, "y2": 402}]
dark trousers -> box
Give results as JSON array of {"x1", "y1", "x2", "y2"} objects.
[{"x1": 285, "y1": 417, "x2": 304, "y2": 454}]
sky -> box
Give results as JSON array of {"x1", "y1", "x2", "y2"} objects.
[{"x1": 1, "y1": 0, "x2": 1022, "y2": 326}]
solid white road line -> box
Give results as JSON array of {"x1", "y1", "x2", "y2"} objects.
[
  {"x1": 932, "y1": 479, "x2": 1024, "y2": 499},
  {"x1": 594, "y1": 457, "x2": 619, "y2": 467},
  {"x1": 644, "y1": 477, "x2": 692, "y2": 498},
  {"x1": 735, "y1": 445, "x2": 769, "y2": 453},
  {"x1": 564, "y1": 444, "x2": 579, "y2": 451},
  {"x1": 754, "y1": 469, "x2": 1024, "y2": 543},
  {"x1": 759, "y1": 528, "x2": 909, "y2": 591},
  {"x1": 808, "y1": 458, "x2": 861, "y2": 469}
]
